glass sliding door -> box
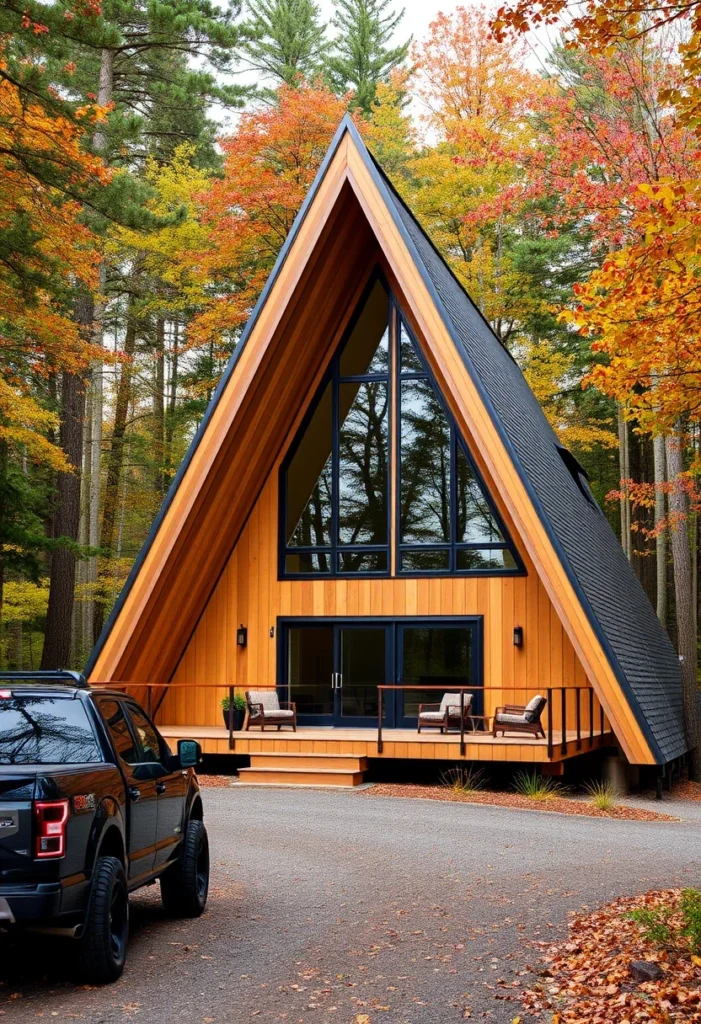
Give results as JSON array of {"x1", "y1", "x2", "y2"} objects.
[
  {"x1": 282, "y1": 618, "x2": 481, "y2": 728},
  {"x1": 286, "y1": 625, "x2": 335, "y2": 723},
  {"x1": 283, "y1": 622, "x2": 389, "y2": 726},
  {"x1": 397, "y1": 623, "x2": 479, "y2": 727}
]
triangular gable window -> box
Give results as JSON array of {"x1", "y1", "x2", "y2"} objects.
[{"x1": 281, "y1": 275, "x2": 521, "y2": 576}]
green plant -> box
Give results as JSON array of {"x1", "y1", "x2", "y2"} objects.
[
  {"x1": 628, "y1": 889, "x2": 701, "y2": 955},
  {"x1": 512, "y1": 770, "x2": 561, "y2": 801},
  {"x1": 628, "y1": 905, "x2": 675, "y2": 949},
  {"x1": 221, "y1": 693, "x2": 247, "y2": 712},
  {"x1": 584, "y1": 779, "x2": 617, "y2": 811},
  {"x1": 440, "y1": 766, "x2": 487, "y2": 794},
  {"x1": 680, "y1": 888, "x2": 701, "y2": 954}
]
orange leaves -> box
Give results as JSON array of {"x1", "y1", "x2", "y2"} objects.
[
  {"x1": 188, "y1": 83, "x2": 350, "y2": 350},
  {"x1": 519, "y1": 890, "x2": 701, "y2": 1024}
]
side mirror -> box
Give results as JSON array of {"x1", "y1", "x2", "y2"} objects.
[{"x1": 177, "y1": 739, "x2": 201, "y2": 768}]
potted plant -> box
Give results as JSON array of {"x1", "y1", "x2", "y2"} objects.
[{"x1": 222, "y1": 693, "x2": 247, "y2": 731}]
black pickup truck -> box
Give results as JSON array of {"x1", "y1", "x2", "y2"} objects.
[{"x1": 0, "y1": 671, "x2": 209, "y2": 983}]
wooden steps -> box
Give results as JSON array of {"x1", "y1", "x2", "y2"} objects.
[{"x1": 237, "y1": 752, "x2": 368, "y2": 788}]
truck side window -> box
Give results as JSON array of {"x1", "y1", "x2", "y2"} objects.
[
  {"x1": 99, "y1": 700, "x2": 139, "y2": 765},
  {"x1": 125, "y1": 706, "x2": 163, "y2": 766}
]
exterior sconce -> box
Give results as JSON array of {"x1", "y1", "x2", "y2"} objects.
[
  {"x1": 237, "y1": 625, "x2": 248, "y2": 648},
  {"x1": 513, "y1": 626, "x2": 524, "y2": 648}
]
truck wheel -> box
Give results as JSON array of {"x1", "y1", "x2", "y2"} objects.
[
  {"x1": 78, "y1": 855, "x2": 129, "y2": 983},
  {"x1": 161, "y1": 819, "x2": 209, "y2": 918}
]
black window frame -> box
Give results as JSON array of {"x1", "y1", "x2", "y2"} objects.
[{"x1": 279, "y1": 270, "x2": 524, "y2": 580}]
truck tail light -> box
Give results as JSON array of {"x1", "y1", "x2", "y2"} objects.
[{"x1": 34, "y1": 799, "x2": 70, "y2": 859}]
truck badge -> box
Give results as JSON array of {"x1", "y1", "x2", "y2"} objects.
[{"x1": 73, "y1": 794, "x2": 96, "y2": 813}]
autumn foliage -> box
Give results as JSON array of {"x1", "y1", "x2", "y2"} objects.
[
  {"x1": 0, "y1": 46, "x2": 108, "y2": 472},
  {"x1": 190, "y1": 83, "x2": 352, "y2": 349}
]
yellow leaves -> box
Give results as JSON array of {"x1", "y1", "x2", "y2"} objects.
[{"x1": 691, "y1": 954, "x2": 701, "y2": 967}]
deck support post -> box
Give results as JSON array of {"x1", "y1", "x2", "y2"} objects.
[
  {"x1": 589, "y1": 689, "x2": 594, "y2": 748},
  {"x1": 460, "y1": 690, "x2": 465, "y2": 757},
  {"x1": 560, "y1": 686, "x2": 567, "y2": 755},
  {"x1": 377, "y1": 688, "x2": 383, "y2": 754},
  {"x1": 228, "y1": 685, "x2": 235, "y2": 751},
  {"x1": 547, "y1": 687, "x2": 553, "y2": 759}
]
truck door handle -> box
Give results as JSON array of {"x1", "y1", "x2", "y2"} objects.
[
  {"x1": 155, "y1": 782, "x2": 166, "y2": 794},
  {"x1": 128, "y1": 786, "x2": 141, "y2": 801}
]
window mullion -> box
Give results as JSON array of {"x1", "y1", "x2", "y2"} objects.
[{"x1": 332, "y1": 355, "x2": 339, "y2": 573}]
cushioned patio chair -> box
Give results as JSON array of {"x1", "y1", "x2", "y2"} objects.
[
  {"x1": 245, "y1": 689, "x2": 297, "y2": 731},
  {"x1": 492, "y1": 694, "x2": 547, "y2": 738},
  {"x1": 417, "y1": 692, "x2": 473, "y2": 734}
]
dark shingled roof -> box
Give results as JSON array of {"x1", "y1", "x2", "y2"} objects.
[{"x1": 359, "y1": 132, "x2": 686, "y2": 765}]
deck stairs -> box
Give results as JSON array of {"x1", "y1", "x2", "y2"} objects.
[{"x1": 237, "y1": 751, "x2": 368, "y2": 788}]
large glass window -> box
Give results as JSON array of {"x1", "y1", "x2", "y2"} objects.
[
  {"x1": 284, "y1": 278, "x2": 391, "y2": 575},
  {"x1": 281, "y1": 275, "x2": 520, "y2": 576}
]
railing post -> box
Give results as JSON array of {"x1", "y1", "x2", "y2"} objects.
[
  {"x1": 560, "y1": 687, "x2": 567, "y2": 754},
  {"x1": 589, "y1": 689, "x2": 594, "y2": 748},
  {"x1": 575, "y1": 687, "x2": 582, "y2": 750},
  {"x1": 147, "y1": 687, "x2": 152, "y2": 718},
  {"x1": 460, "y1": 689, "x2": 465, "y2": 758},
  {"x1": 600, "y1": 702, "x2": 605, "y2": 746},
  {"x1": 377, "y1": 688, "x2": 383, "y2": 754},
  {"x1": 547, "y1": 687, "x2": 553, "y2": 760},
  {"x1": 228, "y1": 685, "x2": 235, "y2": 751}
]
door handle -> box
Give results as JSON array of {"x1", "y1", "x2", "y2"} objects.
[
  {"x1": 337, "y1": 673, "x2": 343, "y2": 690},
  {"x1": 155, "y1": 781, "x2": 166, "y2": 794},
  {"x1": 331, "y1": 673, "x2": 343, "y2": 690},
  {"x1": 128, "y1": 786, "x2": 141, "y2": 801}
]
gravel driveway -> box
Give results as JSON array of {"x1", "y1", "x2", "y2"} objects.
[{"x1": 1, "y1": 787, "x2": 699, "y2": 1023}]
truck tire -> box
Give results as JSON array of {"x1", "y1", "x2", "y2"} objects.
[
  {"x1": 78, "y1": 855, "x2": 129, "y2": 983},
  {"x1": 161, "y1": 819, "x2": 209, "y2": 918}
]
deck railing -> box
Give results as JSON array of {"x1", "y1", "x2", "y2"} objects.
[
  {"x1": 377, "y1": 685, "x2": 609, "y2": 758},
  {"x1": 95, "y1": 681, "x2": 610, "y2": 759}
]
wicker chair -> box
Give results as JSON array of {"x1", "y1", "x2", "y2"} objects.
[
  {"x1": 417, "y1": 692, "x2": 473, "y2": 734},
  {"x1": 245, "y1": 690, "x2": 297, "y2": 731},
  {"x1": 492, "y1": 694, "x2": 547, "y2": 738}
]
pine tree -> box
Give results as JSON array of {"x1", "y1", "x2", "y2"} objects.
[
  {"x1": 242, "y1": 0, "x2": 326, "y2": 87},
  {"x1": 326, "y1": 0, "x2": 409, "y2": 112}
]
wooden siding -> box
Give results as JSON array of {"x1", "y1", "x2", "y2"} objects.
[{"x1": 159, "y1": 414, "x2": 592, "y2": 729}]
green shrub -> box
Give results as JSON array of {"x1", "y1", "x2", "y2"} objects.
[
  {"x1": 512, "y1": 770, "x2": 561, "y2": 801},
  {"x1": 584, "y1": 779, "x2": 617, "y2": 811},
  {"x1": 680, "y1": 888, "x2": 701, "y2": 954},
  {"x1": 221, "y1": 693, "x2": 247, "y2": 712},
  {"x1": 629, "y1": 889, "x2": 701, "y2": 955},
  {"x1": 440, "y1": 766, "x2": 486, "y2": 794}
]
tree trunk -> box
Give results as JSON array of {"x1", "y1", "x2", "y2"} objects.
[
  {"x1": 164, "y1": 319, "x2": 179, "y2": 487},
  {"x1": 83, "y1": 48, "x2": 114, "y2": 649},
  {"x1": 666, "y1": 430, "x2": 701, "y2": 781},
  {"x1": 92, "y1": 307, "x2": 137, "y2": 644},
  {"x1": 653, "y1": 433, "x2": 667, "y2": 624},
  {"x1": 41, "y1": 295, "x2": 91, "y2": 668},
  {"x1": 618, "y1": 407, "x2": 632, "y2": 560},
  {"x1": 154, "y1": 317, "x2": 165, "y2": 495}
]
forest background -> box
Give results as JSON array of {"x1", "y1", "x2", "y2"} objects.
[{"x1": 2, "y1": 0, "x2": 701, "y2": 761}]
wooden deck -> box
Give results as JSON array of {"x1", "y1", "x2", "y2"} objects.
[{"x1": 160, "y1": 724, "x2": 614, "y2": 764}]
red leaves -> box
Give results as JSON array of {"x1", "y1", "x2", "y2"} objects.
[{"x1": 519, "y1": 890, "x2": 701, "y2": 1023}]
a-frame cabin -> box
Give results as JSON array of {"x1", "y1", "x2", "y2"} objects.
[{"x1": 86, "y1": 118, "x2": 688, "y2": 787}]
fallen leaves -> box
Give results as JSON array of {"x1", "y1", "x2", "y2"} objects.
[{"x1": 518, "y1": 889, "x2": 701, "y2": 1022}]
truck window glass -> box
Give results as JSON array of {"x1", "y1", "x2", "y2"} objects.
[
  {"x1": 99, "y1": 700, "x2": 139, "y2": 765},
  {"x1": 0, "y1": 696, "x2": 101, "y2": 764},
  {"x1": 125, "y1": 706, "x2": 162, "y2": 765}
]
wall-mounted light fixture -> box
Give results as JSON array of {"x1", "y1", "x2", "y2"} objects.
[
  {"x1": 236, "y1": 624, "x2": 248, "y2": 648},
  {"x1": 513, "y1": 626, "x2": 524, "y2": 648}
]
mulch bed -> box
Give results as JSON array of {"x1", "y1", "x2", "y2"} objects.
[
  {"x1": 364, "y1": 783, "x2": 678, "y2": 821},
  {"x1": 197, "y1": 773, "x2": 237, "y2": 788},
  {"x1": 518, "y1": 889, "x2": 701, "y2": 1022}
]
